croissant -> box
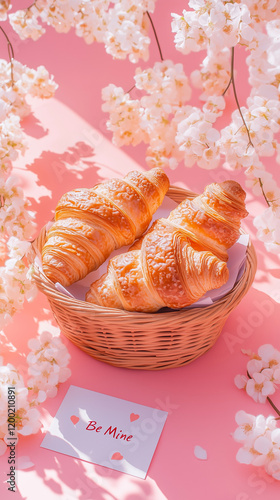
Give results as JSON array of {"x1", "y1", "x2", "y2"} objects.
[
  {"x1": 166, "y1": 179, "x2": 248, "y2": 261},
  {"x1": 41, "y1": 167, "x2": 170, "y2": 286},
  {"x1": 86, "y1": 180, "x2": 248, "y2": 312}
]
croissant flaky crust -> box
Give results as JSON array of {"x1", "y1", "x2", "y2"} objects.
[
  {"x1": 167, "y1": 180, "x2": 248, "y2": 261},
  {"x1": 86, "y1": 180, "x2": 248, "y2": 312},
  {"x1": 41, "y1": 167, "x2": 170, "y2": 286}
]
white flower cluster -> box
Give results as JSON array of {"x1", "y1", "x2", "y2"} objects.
[
  {"x1": 234, "y1": 411, "x2": 280, "y2": 480},
  {"x1": 235, "y1": 344, "x2": 280, "y2": 403},
  {"x1": 102, "y1": 60, "x2": 193, "y2": 169},
  {"x1": 9, "y1": 0, "x2": 157, "y2": 63},
  {"x1": 176, "y1": 105, "x2": 221, "y2": 170},
  {"x1": 102, "y1": 1, "x2": 280, "y2": 253},
  {"x1": 9, "y1": 6, "x2": 46, "y2": 41},
  {"x1": 0, "y1": 21, "x2": 71, "y2": 455},
  {"x1": 171, "y1": 1, "x2": 280, "y2": 253},
  {"x1": 219, "y1": 96, "x2": 280, "y2": 169},
  {"x1": 0, "y1": 359, "x2": 40, "y2": 456},
  {"x1": 241, "y1": 0, "x2": 280, "y2": 24},
  {"x1": 27, "y1": 331, "x2": 71, "y2": 401},
  {"x1": 0, "y1": 58, "x2": 57, "y2": 329},
  {"x1": 233, "y1": 344, "x2": 280, "y2": 480},
  {"x1": 0, "y1": 332, "x2": 71, "y2": 456},
  {"x1": 0, "y1": 238, "x2": 37, "y2": 329},
  {"x1": 171, "y1": 1, "x2": 254, "y2": 55},
  {"x1": 253, "y1": 204, "x2": 280, "y2": 254},
  {"x1": 191, "y1": 48, "x2": 231, "y2": 99}
]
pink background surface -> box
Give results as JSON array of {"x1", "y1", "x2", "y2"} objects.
[{"x1": 1, "y1": 2, "x2": 280, "y2": 499}]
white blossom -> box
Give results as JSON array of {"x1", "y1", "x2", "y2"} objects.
[
  {"x1": 176, "y1": 108, "x2": 220, "y2": 169},
  {"x1": 191, "y1": 48, "x2": 231, "y2": 98},
  {"x1": 102, "y1": 60, "x2": 193, "y2": 168},
  {"x1": 235, "y1": 344, "x2": 280, "y2": 402},
  {"x1": 253, "y1": 207, "x2": 280, "y2": 254},
  {"x1": 241, "y1": 0, "x2": 280, "y2": 25},
  {"x1": 8, "y1": 0, "x2": 157, "y2": 63},
  {"x1": 246, "y1": 372, "x2": 276, "y2": 403},
  {"x1": 9, "y1": 9, "x2": 46, "y2": 41},
  {"x1": 234, "y1": 411, "x2": 280, "y2": 480},
  {"x1": 0, "y1": 330, "x2": 71, "y2": 455},
  {"x1": 27, "y1": 331, "x2": 71, "y2": 401},
  {"x1": 105, "y1": 1, "x2": 151, "y2": 63},
  {"x1": 0, "y1": 361, "x2": 41, "y2": 455},
  {"x1": 172, "y1": 1, "x2": 255, "y2": 55},
  {"x1": 0, "y1": 1, "x2": 11, "y2": 21}
]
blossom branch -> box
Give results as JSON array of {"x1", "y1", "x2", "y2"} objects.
[
  {"x1": 126, "y1": 11, "x2": 163, "y2": 94},
  {"x1": 26, "y1": 1, "x2": 42, "y2": 15},
  {"x1": 0, "y1": 25, "x2": 14, "y2": 86},
  {"x1": 258, "y1": 178, "x2": 271, "y2": 207},
  {"x1": 223, "y1": 47, "x2": 254, "y2": 149},
  {"x1": 26, "y1": 1, "x2": 38, "y2": 10},
  {"x1": 267, "y1": 396, "x2": 280, "y2": 418},
  {"x1": 125, "y1": 84, "x2": 135, "y2": 94},
  {"x1": 146, "y1": 11, "x2": 163, "y2": 61}
]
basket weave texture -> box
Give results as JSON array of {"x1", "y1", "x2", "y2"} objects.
[{"x1": 30, "y1": 186, "x2": 257, "y2": 370}]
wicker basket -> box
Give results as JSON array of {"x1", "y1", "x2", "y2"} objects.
[{"x1": 30, "y1": 186, "x2": 257, "y2": 370}]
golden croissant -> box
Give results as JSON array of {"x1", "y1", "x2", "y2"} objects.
[
  {"x1": 86, "y1": 180, "x2": 248, "y2": 312},
  {"x1": 41, "y1": 167, "x2": 170, "y2": 286}
]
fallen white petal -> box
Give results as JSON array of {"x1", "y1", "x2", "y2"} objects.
[
  {"x1": 194, "y1": 445, "x2": 207, "y2": 460},
  {"x1": 17, "y1": 456, "x2": 35, "y2": 470}
]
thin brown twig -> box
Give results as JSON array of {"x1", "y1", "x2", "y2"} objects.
[
  {"x1": 267, "y1": 396, "x2": 280, "y2": 417},
  {"x1": 0, "y1": 25, "x2": 14, "y2": 87},
  {"x1": 230, "y1": 47, "x2": 254, "y2": 148},
  {"x1": 26, "y1": 1, "x2": 36, "y2": 10},
  {"x1": 222, "y1": 49, "x2": 275, "y2": 208},
  {"x1": 223, "y1": 48, "x2": 254, "y2": 148},
  {"x1": 222, "y1": 77, "x2": 232, "y2": 97},
  {"x1": 125, "y1": 12, "x2": 163, "y2": 93},
  {"x1": 26, "y1": 1, "x2": 41, "y2": 13},
  {"x1": 125, "y1": 84, "x2": 135, "y2": 94},
  {"x1": 258, "y1": 178, "x2": 271, "y2": 207},
  {"x1": 146, "y1": 11, "x2": 163, "y2": 61}
]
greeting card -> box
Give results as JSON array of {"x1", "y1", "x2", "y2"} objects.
[{"x1": 41, "y1": 385, "x2": 168, "y2": 479}]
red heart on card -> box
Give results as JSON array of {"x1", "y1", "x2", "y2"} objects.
[
  {"x1": 111, "y1": 452, "x2": 123, "y2": 461},
  {"x1": 130, "y1": 413, "x2": 139, "y2": 422},
  {"x1": 70, "y1": 415, "x2": 79, "y2": 425}
]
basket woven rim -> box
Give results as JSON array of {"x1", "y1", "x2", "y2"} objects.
[{"x1": 29, "y1": 185, "x2": 257, "y2": 319}]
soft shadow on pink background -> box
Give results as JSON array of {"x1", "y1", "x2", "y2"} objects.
[{"x1": 0, "y1": 2, "x2": 280, "y2": 499}]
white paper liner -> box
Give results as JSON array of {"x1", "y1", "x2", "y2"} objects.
[{"x1": 34, "y1": 197, "x2": 249, "y2": 311}]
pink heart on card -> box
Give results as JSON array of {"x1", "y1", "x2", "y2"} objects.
[
  {"x1": 130, "y1": 413, "x2": 139, "y2": 422},
  {"x1": 111, "y1": 452, "x2": 123, "y2": 461},
  {"x1": 70, "y1": 415, "x2": 79, "y2": 425}
]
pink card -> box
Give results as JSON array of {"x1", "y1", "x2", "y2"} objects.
[{"x1": 40, "y1": 385, "x2": 168, "y2": 479}]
